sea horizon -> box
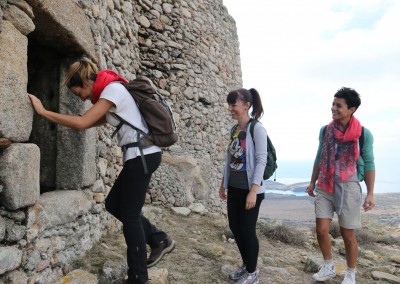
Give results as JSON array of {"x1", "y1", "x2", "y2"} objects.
[
  {"x1": 268, "y1": 159, "x2": 399, "y2": 196},
  {"x1": 265, "y1": 177, "x2": 399, "y2": 197}
]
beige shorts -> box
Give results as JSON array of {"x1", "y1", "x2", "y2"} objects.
[{"x1": 315, "y1": 182, "x2": 362, "y2": 229}]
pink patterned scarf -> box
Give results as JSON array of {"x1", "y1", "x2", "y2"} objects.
[
  {"x1": 91, "y1": 70, "x2": 128, "y2": 104},
  {"x1": 318, "y1": 116, "x2": 362, "y2": 194}
]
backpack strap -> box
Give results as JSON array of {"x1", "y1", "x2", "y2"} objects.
[
  {"x1": 109, "y1": 112, "x2": 149, "y2": 174},
  {"x1": 249, "y1": 119, "x2": 257, "y2": 144},
  {"x1": 249, "y1": 119, "x2": 277, "y2": 181},
  {"x1": 110, "y1": 112, "x2": 147, "y2": 138},
  {"x1": 231, "y1": 119, "x2": 257, "y2": 143},
  {"x1": 359, "y1": 127, "x2": 364, "y2": 157}
]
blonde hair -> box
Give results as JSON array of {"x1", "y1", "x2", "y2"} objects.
[{"x1": 62, "y1": 58, "x2": 98, "y2": 88}]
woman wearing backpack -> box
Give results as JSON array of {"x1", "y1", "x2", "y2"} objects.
[
  {"x1": 219, "y1": 88, "x2": 267, "y2": 284},
  {"x1": 28, "y1": 58, "x2": 175, "y2": 284},
  {"x1": 305, "y1": 87, "x2": 375, "y2": 284}
]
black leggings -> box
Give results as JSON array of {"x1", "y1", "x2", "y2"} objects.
[
  {"x1": 105, "y1": 152, "x2": 161, "y2": 284},
  {"x1": 227, "y1": 186, "x2": 264, "y2": 273}
]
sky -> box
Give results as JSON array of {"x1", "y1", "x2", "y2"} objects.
[{"x1": 222, "y1": 0, "x2": 400, "y2": 193}]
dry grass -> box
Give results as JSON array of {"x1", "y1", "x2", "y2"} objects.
[{"x1": 260, "y1": 222, "x2": 307, "y2": 246}]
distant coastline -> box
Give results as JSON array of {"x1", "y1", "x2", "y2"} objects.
[
  {"x1": 264, "y1": 179, "x2": 400, "y2": 197},
  {"x1": 261, "y1": 190, "x2": 400, "y2": 228}
]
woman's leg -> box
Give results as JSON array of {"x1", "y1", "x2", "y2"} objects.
[
  {"x1": 105, "y1": 170, "x2": 124, "y2": 221},
  {"x1": 227, "y1": 187, "x2": 248, "y2": 266},
  {"x1": 340, "y1": 227, "x2": 358, "y2": 268},
  {"x1": 107, "y1": 152, "x2": 161, "y2": 284},
  {"x1": 237, "y1": 192, "x2": 264, "y2": 273},
  {"x1": 142, "y1": 214, "x2": 168, "y2": 247},
  {"x1": 227, "y1": 187, "x2": 264, "y2": 272},
  {"x1": 316, "y1": 218, "x2": 333, "y2": 260}
]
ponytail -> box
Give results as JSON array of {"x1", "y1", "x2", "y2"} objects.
[
  {"x1": 248, "y1": 88, "x2": 264, "y2": 120},
  {"x1": 227, "y1": 88, "x2": 264, "y2": 120},
  {"x1": 62, "y1": 58, "x2": 98, "y2": 88}
]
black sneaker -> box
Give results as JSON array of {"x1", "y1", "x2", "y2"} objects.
[{"x1": 147, "y1": 237, "x2": 176, "y2": 268}]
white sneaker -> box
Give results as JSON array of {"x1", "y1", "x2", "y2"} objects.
[
  {"x1": 341, "y1": 271, "x2": 356, "y2": 284},
  {"x1": 312, "y1": 264, "x2": 336, "y2": 281},
  {"x1": 236, "y1": 269, "x2": 259, "y2": 284}
]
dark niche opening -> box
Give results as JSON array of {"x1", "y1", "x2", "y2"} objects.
[
  {"x1": 27, "y1": 38, "x2": 62, "y2": 193},
  {"x1": 27, "y1": 34, "x2": 96, "y2": 193}
]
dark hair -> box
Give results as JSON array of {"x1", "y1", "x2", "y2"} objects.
[
  {"x1": 226, "y1": 88, "x2": 264, "y2": 120},
  {"x1": 334, "y1": 87, "x2": 361, "y2": 110},
  {"x1": 62, "y1": 58, "x2": 98, "y2": 88}
]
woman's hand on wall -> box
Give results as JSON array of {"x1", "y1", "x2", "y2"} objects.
[{"x1": 28, "y1": 94, "x2": 46, "y2": 116}]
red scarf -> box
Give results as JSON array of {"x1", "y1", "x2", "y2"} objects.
[
  {"x1": 318, "y1": 116, "x2": 362, "y2": 194},
  {"x1": 91, "y1": 70, "x2": 128, "y2": 104}
]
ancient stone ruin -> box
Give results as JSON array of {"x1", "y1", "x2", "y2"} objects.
[{"x1": 0, "y1": 0, "x2": 241, "y2": 282}]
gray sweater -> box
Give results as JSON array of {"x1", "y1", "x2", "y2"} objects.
[{"x1": 223, "y1": 121, "x2": 268, "y2": 194}]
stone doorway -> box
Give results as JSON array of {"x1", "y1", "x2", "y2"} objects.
[
  {"x1": 27, "y1": 39, "x2": 62, "y2": 192},
  {"x1": 26, "y1": 0, "x2": 97, "y2": 193}
]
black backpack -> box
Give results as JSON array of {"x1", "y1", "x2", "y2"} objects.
[
  {"x1": 111, "y1": 76, "x2": 178, "y2": 173},
  {"x1": 249, "y1": 120, "x2": 278, "y2": 181}
]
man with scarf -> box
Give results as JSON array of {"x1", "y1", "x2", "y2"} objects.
[
  {"x1": 28, "y1": 58, "x2": 175, "y2": 284},
  {"x1": 306, "y1": 87, "x2": 375, "y2": 284}
]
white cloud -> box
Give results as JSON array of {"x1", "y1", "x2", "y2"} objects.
[{"x1": 223, "y1": 0, "x2": 400, "y2": 190}]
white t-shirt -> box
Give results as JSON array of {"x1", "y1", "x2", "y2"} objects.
[{"x1": 100, "y1": 82, "x2": 161, "y2": 163}]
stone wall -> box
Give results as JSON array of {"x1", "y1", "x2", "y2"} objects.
[{"x1": 0, "y1": 0, "x2": 241, "y2": 281}]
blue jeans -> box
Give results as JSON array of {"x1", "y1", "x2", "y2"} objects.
[
  {"x1": 227, "y1": 186, "x2": 264, "y2": 273},
  {"x1": 105, "y1": 152, "x2": 161, "y2": 284}
]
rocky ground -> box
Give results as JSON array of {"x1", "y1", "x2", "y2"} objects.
[{"x1": 64, "y1": 193, "x2": 400, "y2": 284}]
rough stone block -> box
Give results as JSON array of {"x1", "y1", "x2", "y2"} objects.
[
  {"x1": 56, "y1": 87, "x2": 96, "y2": 189},
  {"x1": 27, "y1": 0, "x2": 95, "y2": 58},
  {"x1": 157, "y1": 153, "x2": 210, "y2": 206},
  {"x1": 3, "y1": 4, "x2": 35, "y2": 35},
  {"x1": 0, "y1": 246, "x2": 22, "y2": 275},
  {"x1": 2, "y1": 269, "x2": 28, "y2": 284},
  {"x1": 0, "y1": 20, "x2": 33, "y2": 142},
  {"x1": 36, "y1": 190, "x2": 92, "y2": 230},
  {"x1": 0, "y1": 216, "x2": 5, "y2": 241},
  {"x1": 56, "y1": 126, "x2": 97, "y2": 189},
  {"x1": 0, "y1": 143, "x2": 40, "y2": 210},
  {"x1": 7, "y1": 0, "x2": 34, "y2": 18},
  {"x1": 54, "y1": 269, "x2": 97, "y2": 284}
]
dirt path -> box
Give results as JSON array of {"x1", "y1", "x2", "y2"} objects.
[{"x1": 75, "y1": 193, "x2": 400, "y2": 283}]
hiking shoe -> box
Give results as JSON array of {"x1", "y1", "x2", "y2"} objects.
[
  {"x1": 341, "y1": 271, "x2": 356, "y2": 284},
  {"x1": 236, "y1": 270, "x2": 259, "y2": 284},
  {"x1": 147, "y1": 237, "x2": 175, "y2": 268},
  {"x1": 229, "y1": 265, "x2": 247, "y2": 280},
  {"x1": 312, "y1": 264, "x2": 336, "y2": 281}
]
